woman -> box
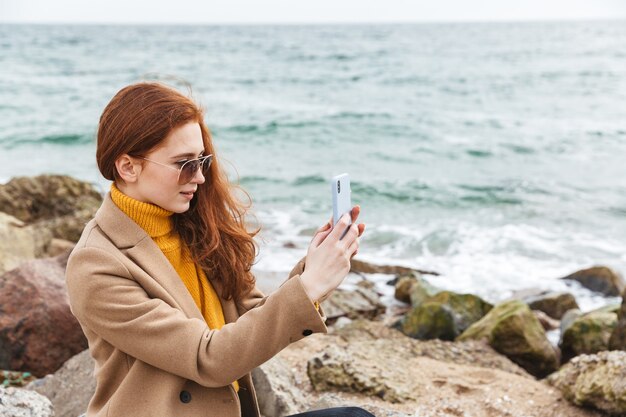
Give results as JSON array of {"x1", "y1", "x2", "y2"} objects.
[{"x1": 65, "y1": 82, "x2": 372, "y2": 417}]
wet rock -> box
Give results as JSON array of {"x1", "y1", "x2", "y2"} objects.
[
  {"x1": 0, "y1": 256, "x2": 88, "y2": 377},
  {"x1": 547, "y1": 351, "x2": 626, "y2": 416},
  {"x1": 457, "y1": 300, "x2": 559, "y2": 378},
  {"x1": 609, "y1": 288, "x2": 626, "y2": 350},
  {"x1": 0, "y1": 385, "x2": 54, "y2": 416},
  {"x1": 561, "y1": 266, "x2": 625, "y2": 297},
  {"x1": 525, "y1": 291, "x2": 579, "y2": 320},
  {"x1": 26, "y1": 349, "x2": 95, "y2": 417},
  {"x1": 0, "y1": 212, "x2": 52, "y2": 275},
  {"x1": 560, "y1": 310, "x2": 618, "y2": 362},
  {"x1": 0, "y1": 174, "x2": 102, "y2": 242}
]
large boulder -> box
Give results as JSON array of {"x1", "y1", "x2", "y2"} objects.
[
  {"x1": 0, "y1": 175, "x2": 102, "y2": 242},
  {"x1": 26, "y1": 349, "x2": 96, "y2": 417},
  {"x1": 0, "y1": 212, "x2": 52, "y2": 275},
  {"x1": 350, "y1": 258, "x2": 439, "y2": 276},
  {"x1": 0, "y1": 386, "x2": 54, "y2": 417},
  {"x1": 457, "y1": 300, "x2": 559, "y2": 378},
  {"x1": 304, "y1": 335, "x2": 598, "y2": 416},
  {"x1": 561, "y1": 266, "x2": 625, "y2": 297},
  {"x1": 0, "y1": 255, "x2": 88, "y2": 377},
  {"x1": 547, "y1": 351, "x2": 626, "y2": 416},
  {"x1": 609, "y1": 288, "x2": 626, "y2": 350}
]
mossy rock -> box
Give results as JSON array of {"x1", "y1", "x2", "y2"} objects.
[
  {"x1": 457, "y1": 300, "x2": 558, "y2": 378},
  {"x1": 560, "y1": 311, "x2": 618, "y2": 362},
  {"x1": 400, "y1": 291, "x2": 492, "y2": 341}
]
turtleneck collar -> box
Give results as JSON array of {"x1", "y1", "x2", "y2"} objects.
[{"x1": 110, "y1": 183, "x2": 174, "y2": 239}]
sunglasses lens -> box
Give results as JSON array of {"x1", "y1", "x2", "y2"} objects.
[{"x1": 178, "y1": 156, "x2": 212, "y2": 185}]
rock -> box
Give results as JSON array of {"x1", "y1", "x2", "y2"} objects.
[
  {"x1": 400, "y1": 288, "x2": 493, "y2": 341},
  {"x1": 251, "y1": 356, "x2": 303, "y2": 417},
  {"x1": 561, "y1": 266, "x2": 625, "y2": 297},
  {"x1": 457, "y1": 300, "x2": 559, "y2": 378},
  {"x1": 333, "y1": 319, "x2": 530, "y2": 377},
  {"x1": 0, "y1": 256, "x2": 88, "y2": 377},
  {"x1": 0, "y1": 175, "x2": 102, "y2": 242},
  {"x1": 609, "y1": 288, "x2": 626, "y2": 350},
  {"x1": 525, "y1": 291, "x2": 580, "y2": 320},
  {"x1": 321, "y1": 286, "x2": 386, "y2": 322},
  {"x1": 534, "y1": 310, "x2": 560, "y2": 331},
  {"x1": 0, "y1": 385, "x2": 54, "y2": 417},
  {"x1": 280, "y1": 322, "x2": 597, "y2": 417},
  {"x1": 408, "y1": 277, "x2": 442, "y2": 306},
  {"x1": 547, "y1": 351, "x2": 626, "y2": 416},
  {"x1": 401, "y1": 301, "x2": 458, "y2": 340},
  {"x1": 26, "y1": 349, "x2": 95, "y2": 417},
  {"x1": 559, "y1": 310, "x2": 618, "y2": 362},
  {"x1": 393, "y1": 274, "x2": 419, "y2": 304},
  {"x1": 46, "y1": 238, "x2": 75, "y2": 258},
  {"x1": 0, "y1": 212, "x2": 52, "y2": 275},
  {"x1": 350, "y1": 258, "x2": 439, "y2": 276}
]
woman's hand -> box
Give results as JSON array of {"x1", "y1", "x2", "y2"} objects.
[{"x1": 300, "y1": 206, "x2": 365, "y2": 303}]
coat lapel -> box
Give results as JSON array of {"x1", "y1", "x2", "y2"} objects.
[{"x1": 95, "y1": 193, "x2": 205, "y2": 322}]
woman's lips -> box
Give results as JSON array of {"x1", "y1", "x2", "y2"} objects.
[{"x1": 180, "y1": 191, "x2": 195, "y2": 199}]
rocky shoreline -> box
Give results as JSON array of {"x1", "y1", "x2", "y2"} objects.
[{"x1": 1, "y1": 174, "x2": 625, "y2": 416}]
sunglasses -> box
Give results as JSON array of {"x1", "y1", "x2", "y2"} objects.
[{"x1": 138, "y1": 154, "x2": 213, "y2": 185}]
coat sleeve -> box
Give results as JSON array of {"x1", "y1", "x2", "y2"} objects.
[
  {"x1": 66, "y1": 247, "x2": 327, "y2": 388},
  {"x1": 236, "y1": 257, "x2": 327, "y2": 321}
]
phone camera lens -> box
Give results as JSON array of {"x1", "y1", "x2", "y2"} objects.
[{"x1": 337, "y1": 181, "x2": 340, "y2": 193}]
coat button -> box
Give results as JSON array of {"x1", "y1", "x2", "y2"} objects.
[
  {"x1": 302, "y1": 329, "x2": 313, "y2": 336},
  {"x1": 180, "y1": 390, "x2": 192, "y2": 403}
]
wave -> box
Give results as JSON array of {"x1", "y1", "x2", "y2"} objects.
[{"x1": 0, "y1": 133, "x2": 93, "y2": 149}]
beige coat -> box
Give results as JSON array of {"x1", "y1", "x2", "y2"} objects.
[{"x1": 65, "y1": 193, "x2": 328, "y2": 417}]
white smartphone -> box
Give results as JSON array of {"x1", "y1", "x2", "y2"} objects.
[{"x1": 331, "y1": 173, "x2": 352, "y2": 239}]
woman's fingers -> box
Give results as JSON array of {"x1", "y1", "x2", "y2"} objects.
[
  {"x1": 347, "y1": 236, "x2": 359, "y2": 258},
  {"x1": 350, "y1": 205, "x2": 361, "y2": 224},
  {"x1": 311, "y1": 224, "x2": 332, "y2": 246},
  {"x1": 357, "y1": 223, "x2": 365, "y2": 237}
]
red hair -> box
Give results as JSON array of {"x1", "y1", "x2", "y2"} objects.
[{"x1": 96, "y1": 82, "x2": 258, "y2": 301}]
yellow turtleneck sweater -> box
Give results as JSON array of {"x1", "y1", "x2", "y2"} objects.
[{"x1": 110, "y1": 183, "x2": 239, "y2": 392}]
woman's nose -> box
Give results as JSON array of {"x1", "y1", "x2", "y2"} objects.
[{"x1": 191, "y1": 167, "x2": 205, "y2": 184}]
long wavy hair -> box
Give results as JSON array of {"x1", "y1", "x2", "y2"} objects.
[{"x1": 96, "y1": 82, "x2": 258, "y2": 301}]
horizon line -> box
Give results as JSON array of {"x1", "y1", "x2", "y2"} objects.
[{"x1": 1, "y1": 16, "x2": 625, "y2": 26}]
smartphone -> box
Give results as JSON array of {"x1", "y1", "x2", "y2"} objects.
[{"x1": 331, "y1": 173, "x2": 352, "y2": 239}]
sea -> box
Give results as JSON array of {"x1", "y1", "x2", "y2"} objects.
[{"x1": 1, "y1": 21, "x2": 626, "y2": 311}]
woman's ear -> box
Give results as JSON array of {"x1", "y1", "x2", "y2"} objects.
[{"x1": 115, "y1": 154, "x2": 141, "y2": 183}]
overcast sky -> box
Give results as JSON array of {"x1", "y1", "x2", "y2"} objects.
[{"x1": 1, "y1": 0, "x2": 626, "y2": 24}]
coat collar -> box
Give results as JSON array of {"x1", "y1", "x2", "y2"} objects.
[{"x1": 94, "y1": 192, "x2": 239, "y2": 324}]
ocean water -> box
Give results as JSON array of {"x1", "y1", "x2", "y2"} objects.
[{"x1": 1, "y1": 21, "x2": 626, "y2": 310}]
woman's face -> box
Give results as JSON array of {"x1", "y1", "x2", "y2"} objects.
[{"x1": 128, "y1": 121, "x2": 206, "y2": 213}]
